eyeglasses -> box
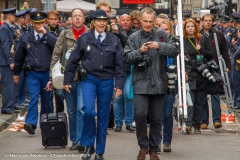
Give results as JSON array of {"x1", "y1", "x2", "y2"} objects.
[{"x1": 72, "y1": 15, "x2": 84, "y2": 19}]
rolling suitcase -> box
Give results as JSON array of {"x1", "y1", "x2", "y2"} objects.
[{"x1": 40, "y1": 89, "x2": 68, "y2": 148}]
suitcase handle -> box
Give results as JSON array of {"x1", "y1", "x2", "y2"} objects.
[{"x1": 44, "y1": 88, "x2": 59, "y2": 121}]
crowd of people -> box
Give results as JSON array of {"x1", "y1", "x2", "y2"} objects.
[{"x1": 1, "y1": 0, "x2": 240, "y2": 160}]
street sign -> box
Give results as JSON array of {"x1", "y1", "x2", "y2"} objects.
[
  {"x1": 41, "y1": 0, "x2": 56, "y2": 3},
  {"x1": 123, "y1": 0, "x2": 154, "y2": 4}
]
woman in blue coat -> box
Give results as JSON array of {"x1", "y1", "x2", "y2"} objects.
[{"x1": 63, "y1": 10, "x2": 125, "y2": 160}]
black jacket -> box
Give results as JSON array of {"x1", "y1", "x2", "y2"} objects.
[
  {"x1": 124, "y1": 28, "x2": 178, "y2": 94},
  {"x1": 184, "y1": 36, "x2": 213, "y2": 90},
  {"x1": 200, "y1": 29, "x2": 231, "y2": 70}
]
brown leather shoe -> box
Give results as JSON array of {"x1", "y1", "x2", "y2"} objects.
[
  {"x1": 150, "y1": 152, "x2": 160, "y2": 160},
  {"x1": 200, "y1": 123, "x2": 208, "y2": 129},
  {"x1": 214, "y1": 122, "x2": 222, "y2": 129},
  {"x1": 137, "y1": 149, "x2": 148, "y2": 160}
]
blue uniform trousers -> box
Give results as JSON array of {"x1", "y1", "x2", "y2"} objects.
[
  {"x1": 232, "y1": 64, "x2": 240, "y2": 107},
  {"x1": 25, "y1": 70, "x2": 52, "y2": 127},
  {"x1": 0, "y1": 66, "x2": 16, "y2": 112},
  {"x1": 80, "y1": 74, "x2": 113, "y2": 154},
  {"x1": 15, "y1": 70, "x2": 26, "y2": 105}
]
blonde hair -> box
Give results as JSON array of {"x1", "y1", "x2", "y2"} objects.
[
  {"x1": 129, "y1": 10, "x2": 140, "y2": 22},
  {"x1": 96, "y1": 0, "x2": 111, "y2": 10},
  {"x1": 159, "y1": 20, "x2": 174, "y2": 36},
  {"x1": 89, "y1": 19, "x2": 110, "y2": 31}
]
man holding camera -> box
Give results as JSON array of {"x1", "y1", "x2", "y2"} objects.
[
  {"x1": 200, "y1": 14, "x2": 231, "y2": 129},
  {"x1": 124, "y1": 7, "x2": 178, "y2": 160}
]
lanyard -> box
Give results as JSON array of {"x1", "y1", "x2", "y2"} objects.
[
  {"x1": 187, "y1": 37, "x2": 200, "y2": 54},
  {"x1": 48, "y1": 26, "x2": 58, "y2": 34}
]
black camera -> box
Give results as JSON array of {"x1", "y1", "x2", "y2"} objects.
[
  {"x1": 197, "y1": 64, "x2": 216, "y2": 83},
  {"x1": 137, "y1": 55, "x2": 152, "y2": 71},
  {"x1": 207, "y1": 60, "x2": 219, "y2": 70},
  {"x1": 172, "y1": 35, "x2": 180, "y2": 43},
  {"x1": 166, "y1": 65, "x2": 177, "y2": 95},
  {"x1": 85, "y1": 10, "x2": 95, "y2": 25}
]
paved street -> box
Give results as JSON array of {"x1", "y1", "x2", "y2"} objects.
[{"x1": 0, "y1": 118, "x2": 240, "y2": 160}]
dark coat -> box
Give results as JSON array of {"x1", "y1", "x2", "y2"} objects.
[
  {"x1": 0, "y1": 22, "x2": 14, "y2": 66},
  {"x1": 63, "y1": 30, "x2": 126, "y2": 90},
  {"x1": 200, "y1": 29, "x2": 231, "y2": 70},
  {"x1": 184, "y1": 36, "x2": 213, "y2": 90},
  {"x1": 14, "y1": 30, "x2": 57, "y2": 75},
  {"x1": 124, "y1": 28, "x2": 178, "y2": 94}
]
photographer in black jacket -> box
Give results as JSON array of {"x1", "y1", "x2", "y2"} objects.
[{"x1": 124, "y1": 7, "x2": 178, "y2": 160}]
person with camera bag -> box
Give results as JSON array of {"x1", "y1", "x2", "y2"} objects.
[
  {"x1": 183, "y1": 18, "x2": 213, "y2": 134},
  {"x1": 200, "y1": 14, "x2": 231, "y2": 129},
  {"x1": 124, "y1": 7, "x2": 178, "y2": 160}
]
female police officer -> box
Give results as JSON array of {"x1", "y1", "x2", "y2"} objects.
[{"x1": 63, "y1": 9, "x2": 125, "y2": 160}]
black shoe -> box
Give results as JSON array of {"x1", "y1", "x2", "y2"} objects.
[
  {"x1": 20, "y1": 102, "x2": 28, "y2": 107},
  {"x1": 13, "y1": 110, "x2": 21, "y2": 113},
  {"x1": 114, "y1": 126, "x2": 122, "y2": 132},
  {"x1": 82, "y1": 146, "x2": 95, "y2": 160},
  {"x1": 194, "y1": 127, "x2": 201, "y2": 134},
  {"x1": 77, "y1": 145, "x2": 85, "y2": 152},
  {"x1": 1, "y1": 110, "x2": 15, "y2": 115},
  {"x1": 126, "y1": 125, "x2": 136, "y2": 132},
  {"x1": 14, "y1": 105, "x2": 24, "y2": 110},
  {"x1": 23, "y1": 123, "x2": 35, "y2": 135},
  {"x1": 95, "y1": 154, "x2": 104, "y2": 160},
  {"x1": 69, "y1": 143, "x2": 78, "y2": 150}
]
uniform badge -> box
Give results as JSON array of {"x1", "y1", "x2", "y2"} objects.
[
  {"x1": 37, "y1": 13, "x2": 40, "y2": 17},
  {"x1": 27, "y1": 44, "x2": 30, "y2": 48},
  {"x1": 87, "y1": 45, "x2": 90, "y2": 51}
]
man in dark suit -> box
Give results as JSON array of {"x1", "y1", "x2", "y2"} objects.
[{"x1": 0, "y1": 7, "x2": 20, "y2": 114}]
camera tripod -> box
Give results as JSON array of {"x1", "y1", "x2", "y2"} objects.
[{"x1": 213, "y1": 33, "x2": 234, "y2": 113}]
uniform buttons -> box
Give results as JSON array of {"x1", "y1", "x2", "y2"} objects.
[
  {"x1": 36, "y1": 48, "x2": 37, "y2": 50},
  {"x1": 100, "y1": 66, "x2": 102, "y2": 68},
  {"x1": 101, "y1": 53, "x2": 103, "y2": 54},
  {"x1": 36, "y1": 58, "x2": 38, "y2": 60}
]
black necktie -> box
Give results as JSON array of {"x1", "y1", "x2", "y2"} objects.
[{"x1": 97, "y1": 34, "x2": 102, "y2": 44}]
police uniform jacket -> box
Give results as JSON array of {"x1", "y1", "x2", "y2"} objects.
[
  {"x1": 14, "y1": 30, "x2": 57, "y2": 75},
  {"x1": 64, "y1": 30, "x2": 125, "y2": 90},
  {"x1": 124, "y1": 28, "x2": 178, "y2": 95},
  {"x1": 0, "y1": 22, "x2": 15, "y2": 66}
]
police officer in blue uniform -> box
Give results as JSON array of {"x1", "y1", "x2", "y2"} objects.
[
  {"x1": 0, "y1": 7, "x2": 20, "y2": 114},
  {"x1": 64, "y1": 9, "x2": 125, "y2": 160},
  {"x1": 14, "y1": 11, "x2": 57, "y2": 135},
  {"x1": 231, "y1": 13, "x2": 240, "y2": 110},
  {"x1": 21, "y1": 8, "x2": 32, "y2": 34},
  {"x1": 14, "y1": 10, "x2": 28, "y2": 110}
]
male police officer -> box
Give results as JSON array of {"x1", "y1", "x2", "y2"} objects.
[
  {"x1": 0, "y1": 7, "x2": 20, "y2": 114},
  {"x1": 14, "y1": 11, "x2": 57, "y2": 135}
]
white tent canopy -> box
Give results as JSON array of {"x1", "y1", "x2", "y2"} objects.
[{"x1": 56, "y1": 0, "x2": 116, "y2": 15}]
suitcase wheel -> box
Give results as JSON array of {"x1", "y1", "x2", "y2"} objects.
[
  {"x1": 62, "y1": 145, "x2": 65, "y2": 148},
  {"x1": 44, "y1": 145, "x2": 47, "y2": 149}
]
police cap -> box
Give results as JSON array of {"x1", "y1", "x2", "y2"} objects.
[
  {"x1": 15, "y1": 10, "x2": 27, "y2": 18},
  {"x1": 24, "y1": 8, "x2": 32, "y2": 14},
  {"x1": 231, "y1": 13, "x2": 240, "y2": 22},
  {"x1": 1, "y1": 7, "x2": 16, "y2": 15},
  {"x1": 220, "y1": 15, "x2": 230, "y2": 23},
  {"x1": 30, "y1": 8, "x2": 37, "y2": 14},
  {"x1": 30, "y1": 12, "x2": 47, "y2": 23},
  {"x1": 93, "y1": 9, "x2": 108, "y2": 20},
  {"x1": 215, "y1": 14, "x2": 222, "y2": 20}
]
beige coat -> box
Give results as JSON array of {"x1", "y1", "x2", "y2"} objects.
[{"x1": 50, "y1": 26, "x2": 88, "y2": 81}]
